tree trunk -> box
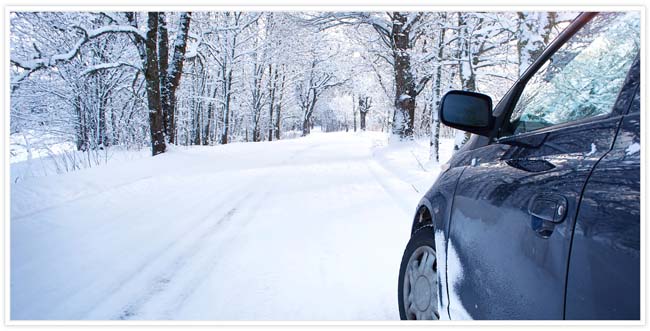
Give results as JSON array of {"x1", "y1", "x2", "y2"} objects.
[
  {"x1": 274, "y1": 65, "x2": 285, "y2": 141},
  {"x1": 163, "y1": 12, "x2": 191, "y2": 145},
  {"x1": 75, "y1": 95, "x2": 88, "y2": 151},
  {"x1": 204, "y1": 103, "x2": 212, "y2": 145},
  {"x1": 268, "y1": 64, "x2": 277, "y2": 141},
  {"x1": 430, "y1": 109, "x2": 440, "y2": 161},
  {"x1": 516, "y1": 12, "x2": 557, "y2": 77},
  {"x1": 144, "y1": 12, "x2": 166, "y2": 156},
  {"x1": 126, "y1": 11, "x2": 188, "y2": 155},
  {"x1": 220, "y1": 99, "x2": 230, "y2": 144},
  {"x1": 193, "y1": 103, "x2": 201, "y2": 145},
  {"x1": 110, "y1": 101, "x2": 118, "y2": 146},
  {"x1": 391, "y1": 12, "x2": 416, "y2": 140},
  {"x1": 352, "y1": 94, "x2": 357, "y2": 132},
  {"x1": 430, "y1": 15, "x2": 446, "y2": 162},
  {"x1": 274, "y1": 109, "x2": 281, "y2": 140},
  {"x1": 457, "y1": 13, "x2": 476, "y2": 92},
  {"x1": 454, "y1": 12, "x2": 474, "y2": 151},
  {"x1": 302, "y1": 118, "x2": 311, "y2": 136},
  {"x1": 302, "y1": 90, "x2": 317, "y2": 136},
  {"x1": 251, "y1": 58, "x2": 264, "y2": 142},
  {"x1": 98, "y1": 91, "x2": 108, "y2": 148},
  {"x1": 358, "y1": 96, "x2": 371, "y2": 131},
  {"x1": 220, "y1": 66, "x2": 232, "y2": 144},
  {"x1": 253, "y1": 118, "x2": 261, "y2": 142},
  {"x1": 220, "y1": 28, "x2": 236, "y2": 145},
  {"x1": 158, "y1": 12, "x2": 170, "y2": 140}
]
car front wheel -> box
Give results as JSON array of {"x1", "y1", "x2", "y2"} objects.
[{"x1": 398, "y1": 227, "x2": 440, "y2": 320}]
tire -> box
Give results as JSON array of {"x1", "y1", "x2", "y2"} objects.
[{"x1": 398, "y1": 226, "x2": 440, "y2": 320}]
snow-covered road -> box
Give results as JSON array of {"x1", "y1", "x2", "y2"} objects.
[{"x1": 10, "y1": 132, "x2": 445, "y2": 320}]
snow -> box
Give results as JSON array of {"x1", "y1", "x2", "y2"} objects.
[
  {"x1": 453, "y1": 130, "x2": 466, "y2": 148},
  {"x1": 585, "y1": 143, "x2": 597, "y2": 157},
  {"x1": 363, "y1": 14, "x2": 391, "y2": 32},
  {"x1": 404, "y1": 12, "x2": 419, "y2": 30},
  {"x1": 461, "y1": 61, "x2": 472, "y2": 82},
  {"x1": 87, "y1": 24, "x2": 146, "y2": 40},
  {"x1": 80, "y1": 62, "x2": 140, "y2": 76},
  {"x1": 446, "y1": 239, "x2": 472, "y2": 320},
  {"x1": 434, "y1": 229, "x2": 449, "y2": 320},
  {"x1": 10, "y1": 131, "x2": 453, "y2": 320},
  {"x1": 10, "y1": 130, "x2": 79, "y2": 165},
  {"x1": 626, "y1": 142, "x2": 640, "y2": 156},
  {"x1": 398, "y1": 94, "x2": 411, "y2": 102},
  {"x1": 10, "y1": 131, "x2": 150, "y2": 184}
]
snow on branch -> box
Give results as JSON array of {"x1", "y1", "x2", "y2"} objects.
[
  {"x1": 402, "y1": 12, "x2": 423, "y2": 33},
  {"x1": 299, "y1": 12, "x2": 392, "y2": 37},
  {"x1": 86, "y1": 24, "x2": 146, "y2": 40},
  {"x1": 80, "y1": 62, "x2": 142, "y2": 76},
  {"x1": 184, "y1": 34, "x2": 201, "y2": 60},
  {"x1": 10, "y1": 24, "x2": 145, "y2": 88}
]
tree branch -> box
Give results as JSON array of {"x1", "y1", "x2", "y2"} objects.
[{"x1": 10, "y1": 23, "x2": 145, "y2": 89}]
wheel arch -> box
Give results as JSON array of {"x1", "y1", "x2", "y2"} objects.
[{"x1": 411, "y1": 199, "x2": 435, "y2": 236}]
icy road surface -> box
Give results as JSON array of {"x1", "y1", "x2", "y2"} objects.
[{"x1": 11, "y1": 132, "x2": 446, "y2": 320}]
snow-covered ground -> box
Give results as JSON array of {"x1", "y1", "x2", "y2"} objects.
[{"x1": 10, "y1": 131, "x2": 453, "y2": 320}]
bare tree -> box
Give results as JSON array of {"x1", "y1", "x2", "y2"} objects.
[
  {"x1": 358, "y1": 95, "x2": 372, "y2": 131},
  {"x1": 295, "y1": 57, "x2": 346, "y2": 136}
]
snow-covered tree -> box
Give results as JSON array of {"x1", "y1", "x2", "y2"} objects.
[
  {"x1": 10, "y1": 10, "x2": 579, "y2": 164},
  {"x1": 10, "y1": 11, "x2": 192, "y2": 156}
]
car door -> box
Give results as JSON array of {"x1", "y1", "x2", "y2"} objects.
[
  {"x1": 565, "y1": 59, "x2": 640, "y2": 320},
  {"x1": 445, "y1": 12, "x2": 640, "y2": 320}
]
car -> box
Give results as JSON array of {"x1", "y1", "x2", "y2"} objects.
[{"x1": 397, "y1": 11, "x2": 640, "y2": 320}]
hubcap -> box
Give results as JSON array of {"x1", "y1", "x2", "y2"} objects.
[{"x1": 403, "y1": 246, "x2": 439, "y2": 320}]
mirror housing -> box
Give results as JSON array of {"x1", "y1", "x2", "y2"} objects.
[{"x1": 439, "y1": 90, "x2": 494, "y2": 136}]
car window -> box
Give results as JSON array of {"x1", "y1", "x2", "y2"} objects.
[{"x1": 508, "y1": 12, "x2": 640, "y2": 136}]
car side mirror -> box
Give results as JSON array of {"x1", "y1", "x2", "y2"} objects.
[{"x1": 439, "y1": 90, "x2": 494, "y2": 136}]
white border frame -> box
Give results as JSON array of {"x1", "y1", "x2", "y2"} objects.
[{"x1": 3, "y1": 2, "x2": 647, "y2": 327}]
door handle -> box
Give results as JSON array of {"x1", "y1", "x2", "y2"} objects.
[
  {"x1": 528, "y1": 193, "x2": 568, "y2": 239},
  {"x1": 528, "y1": 193, "x2": 568, "y2": 223}
]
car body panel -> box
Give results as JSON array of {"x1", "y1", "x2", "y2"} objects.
[
  {"x1": 414, "y1": 165, "x2": 466, "y2": 319},
  {"x1": 564, "y1": 86, "x2": 640, "y2": 320},
  {"x1": 446, "y1": 114, "x2": 621, "y2": 319}
]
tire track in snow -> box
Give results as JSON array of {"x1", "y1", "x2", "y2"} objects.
[
  {"x1": 135, "y1": 143, "x2": 315, "y2": 319},
  {"x1": 14, "y1": 175, "x2": 245, "y2": 320},
  {"x1": 107, "y1": 143, "x2": 311, "y2": 320},
  {"x1": 79, "y1": 187, "x2": 255, "y2": 320},
  {"x1": 156, "y1": 189, "x2": 269, "y2": 319},
  {"x1": 366, "y1": 160, "x2": 419, "y2": 215},
  {"x1": 115, "y1": 205, "x2": 242, "y2": 320}
]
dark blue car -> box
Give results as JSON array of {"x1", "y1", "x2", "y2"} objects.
[{"x1": 398, "y1": 12, "x2": 640, "y2": 320}]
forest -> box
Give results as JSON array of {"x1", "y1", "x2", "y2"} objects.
[{"x1": 10, "y1": 11, "x2": 577, "y2": 167}]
